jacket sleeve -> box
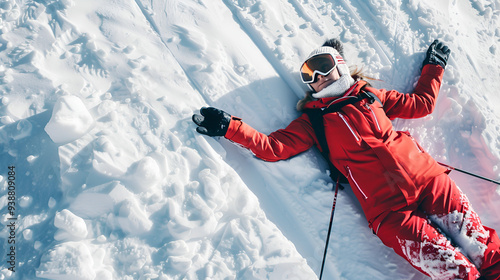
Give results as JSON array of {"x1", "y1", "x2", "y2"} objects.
[
  {"x1": 224, "y1": 114, "x2": 317, "y2": 162},
  {"x1": 378, "y1": 64, "x2": 444, "y2": 120}
]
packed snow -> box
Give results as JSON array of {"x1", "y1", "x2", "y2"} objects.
[{"x1": 0, "y1": 0, "x2": 499, "y2": 279}]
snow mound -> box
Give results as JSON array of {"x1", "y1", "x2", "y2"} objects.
[
  {"x1": 54, "y1": 209, "x2": 88, "y2": 241},
  {"x1": 70, "y1": 181, "x2": 153, "y2": 235},
  {"x1": 36, "y1": 242, "x2": 96, "y2": 280},
  {"x1": 44, "y1": 96, "x2": 94, "y2": 144}
]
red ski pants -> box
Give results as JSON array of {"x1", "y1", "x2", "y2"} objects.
[{"x1": 372, "y1": 173, "x2": 500, "y2": 279}]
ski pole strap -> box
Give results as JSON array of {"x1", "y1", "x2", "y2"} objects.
[
  {"x1": 305, "y1": 109, "x2": 347, "y2": 186},
  {"x1": 304, "y1": 90, "x2": 381, "y2": 185},
  {"x1": 438, "y1": 162, "x2": 500, "y2": 185}
]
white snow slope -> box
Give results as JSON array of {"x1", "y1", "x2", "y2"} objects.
[{"x1": 1, "y1": 0, "x2": 500, "y2": 279}]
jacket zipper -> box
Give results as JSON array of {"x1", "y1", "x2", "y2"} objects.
[
  {"x1": 365, "y1": 104, "x2": 381, "y2": 131},
  {"x1": 346, "y1": 166, "x2": 368, "y2": 199},
  {"x1": 338, "y1": 113, "x2": 360, "y2": 142}
]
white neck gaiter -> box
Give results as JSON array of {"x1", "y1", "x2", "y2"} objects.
[{"x1": 311, "y1": 74, "x2": 355, "y2": 99}]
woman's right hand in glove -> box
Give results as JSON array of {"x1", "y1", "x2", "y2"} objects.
[{"x1": 192, "y1": 107, "x2": 232, "y2": 137}]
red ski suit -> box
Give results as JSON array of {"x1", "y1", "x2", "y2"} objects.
[{"x1": 224, "y1": 65, "x2": 500, "y2": 279}]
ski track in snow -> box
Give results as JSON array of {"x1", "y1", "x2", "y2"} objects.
[{"x1": 0, "y1": 0, "x2": 499, "y2": 279}]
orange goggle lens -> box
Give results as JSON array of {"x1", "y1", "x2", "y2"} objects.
[{"x1": 300, "y1": 54, "x2": 337, "y2": 84}]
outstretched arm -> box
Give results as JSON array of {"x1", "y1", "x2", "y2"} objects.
[
  {"x1": 377, "y1": 40, "x2": 451, "y2": 120},
  {"x1": 193, "y1": 107, "x2": 316, "y2": 161}
]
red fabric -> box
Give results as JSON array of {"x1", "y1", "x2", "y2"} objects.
[
  {"x1": 226, "y1": 64, "x2": 447, "y2": 223},
  {"x1": 224, "y1": 63, "x2": 500, "y2": 278},
  {"x1": 372, "y1": 173, "x2": 500, "y2": 279},
  {"x1": 480, "y1": 226, "x2": 500, "y2": 279}
]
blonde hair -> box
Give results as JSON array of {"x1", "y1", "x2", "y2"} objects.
[{"x1": 296, "y1": 66, "x2": 375, "y2": 111}]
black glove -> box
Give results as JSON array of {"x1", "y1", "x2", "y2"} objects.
[
  {"x1": 192, "y1": 107, "x2": 232, "y2": 137},
  {"x1": 422, "y1": 39, "x2": 451, "y2": 69}
]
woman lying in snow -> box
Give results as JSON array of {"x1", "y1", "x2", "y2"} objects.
[{"x1": 192, "y1": 38, "x2": 500, "y2": 279}]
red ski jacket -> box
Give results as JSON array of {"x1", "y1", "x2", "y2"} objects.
[{"x1": 225, "y1": 64, "x2": 448, "y2": 225}]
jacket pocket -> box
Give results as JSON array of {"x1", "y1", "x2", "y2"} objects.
[{"x1": 346, "y1": 166, "x2": 368, "y2": 200}]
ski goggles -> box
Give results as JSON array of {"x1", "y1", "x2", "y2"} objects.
[{"x1": 300, "y1": 53, "x2": 337, "y2": 84}]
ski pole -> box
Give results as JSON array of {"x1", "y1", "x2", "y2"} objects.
[
  {"x1": 438, "y1": 162, "x2": 500, "y2": 185},
  {"x1": 319, "y1": 180, "x2": 340, "y2": 280}
]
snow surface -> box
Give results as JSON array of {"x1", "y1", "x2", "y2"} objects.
[{"x1": 0, "y1": 0, "x2": 499, "y2": 279}]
